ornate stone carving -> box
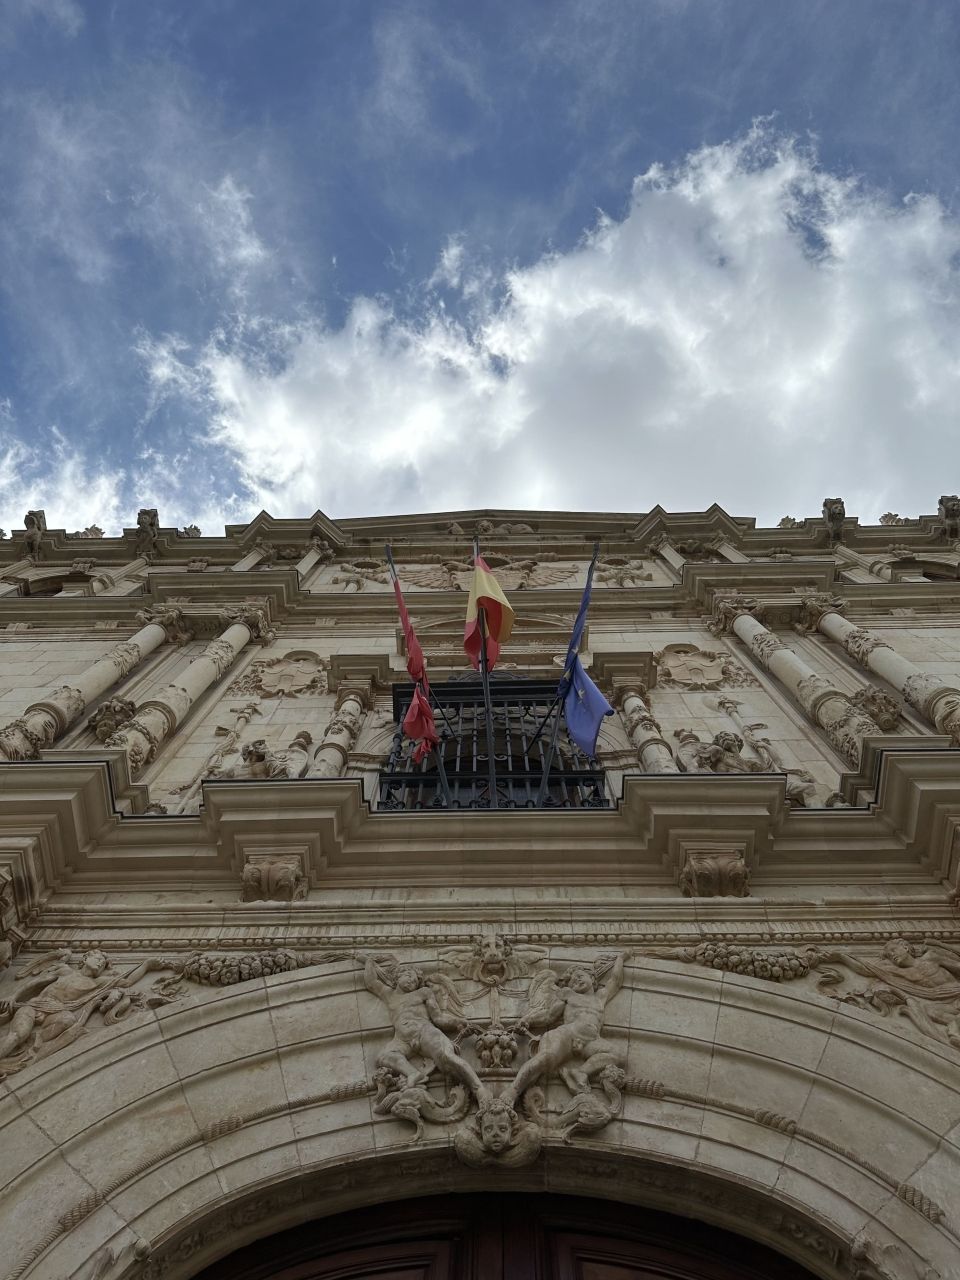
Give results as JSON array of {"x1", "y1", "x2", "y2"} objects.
[
  {"x1": 708, "y1": 591, "x2": 763, "y2": 636},
  {"x1": 798, "y1": 592, "x2": 846, "y2": 630},
  {"x1": 333, "y1": 559, "x2": 390, "y2": 591},
  {"x1": 841, "y1": 625, "x2": 892, "y2": 663},
  {"x1": 823, "y1": 496, "x2": 845, "y2": 543},
  {"x1": 0, "y1": 950, "x2": 176, "y2": 1076},
  {"x1": 849, "y1": 684, "x2": 902, "y2": 730},
  {"x1": 71, "y1": 557, "x2": 97, "y2": 574},
  {"x1": 679, "y1": 847, "x2": 750, "y2": 898},
  {"x1": 595, "y1": 556, "x2": 652, "y2": 587},
  {"x1": 714, "y1": 696, "x2": 818, "y2": 806},
  {"x1": 674, "y1": 728, "x2": 764, "y2": 777},
  {"x1": 226, "y1": 651, "x2": 328, "y2": 697},
  {"x1": 654, "y1": 643, "x2": 758, "y2": 690},
  {"x1": 403, "y1": 555, "x2": 573, "y2": 591},
  {"x1": 362, "y1": 953, "x2": 485, "y2": 1098},
  {"x1": 938, "y1": 494, "x2": 960, "y2": 541},
  {"x1": 220, "y1": 604, "x2": 274, "y2": 642},
  {"x1": 241, "y1": 854, "x2": 308, "y2": 902},
  {"x1": 203, "y1": 637, "x2": 238, "y2": 678},
  {"x1": 23, "y1": 509, "x2": 45, "y2": 561},
  {"x1": 879, "y1": 512, "x2": 907, "y2": 526},
  {"x1": 440, "y1": 934, "x2": 547, "y2": 989},
  {"x1": 88, "y1": 696, "x2": 137, "y2": 742},
  {"x1": 476, "y1": 519, "x2": 534, "y2": 536},
  {"x1": 751, "y1": 629, "x2": 789, "y2": 663},
  {"x1": 777, "y1": 515, "x2": 800, "y2": 528},
  {"x1": 134, "y1": 508, "x2": 160, "y2": 559},
  {"x1": 453, "y1": 1095, "x2": 543, "y2": 1166},
  {"x1": 186, "y1": 557, "x2": 209, "y2": 572},
  {"x1": 212, "y1": 731, "x2": 312, "y2": 781},
  {"x1": 134, "y1": 604, "x2": 192, "y2": 644},
  {"x1": 179, "y1": 523, "x2": 202, "y2": 537},
  {"x1": 308, "y1": 533, "x2": 336, "y2": 562},
  {"x1": 373, "y1": 1067, "x2": 470, "y2": 1140},
  {"x1": 852, "y1": 1236, "x2": 942, "y2": 1280}
]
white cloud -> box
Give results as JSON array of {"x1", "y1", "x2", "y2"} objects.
[
  {"x1": 0, "y1": 430, "x2": 125, "y2": 536},
  {"x1": 1, "y1": 0, "x2": 84, "y2": 41},
  {"x1": 141, "y1": 125, "x2": 959, "y2": 527}
]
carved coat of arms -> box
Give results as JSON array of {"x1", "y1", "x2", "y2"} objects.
[{"x1": 655, "y1": 643, "x2": 756, "y2": 690}]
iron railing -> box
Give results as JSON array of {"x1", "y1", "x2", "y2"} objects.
[{"x1": 376, "y1": 676, "x2": 610, "y2": 811}]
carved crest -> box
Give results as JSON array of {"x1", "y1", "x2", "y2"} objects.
[
  {"x1": 654, "y1": 643, "x2": 758, "y2": 690},
  {"x1": 227, "y1": 651, "x2": 328, "y2": 697}
]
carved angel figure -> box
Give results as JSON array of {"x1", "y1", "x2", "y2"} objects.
[
  {"x1": 674, "y1": 729, "x2": 765, "y2": 776},
  {"x1": 813, "y1": 937, "x2": 960, "y2": 1050},
  {"x1": 0, "y1": 950, "x2": 175, "y2": 1075},
  {"x1": 362, "y1": 955, "x2": 488, "y2": 1101},
  {"x1": 505, "y1": 953, "x2": 627, "y2": 1105},
  {"x1": 453, "y1": 1095, "x2": 542, "y2": 1167},
  {"x1": 212, "y1": 732, "x2": 312, "y2": 780}
]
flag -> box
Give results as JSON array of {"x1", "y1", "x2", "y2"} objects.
[
  {"x1": 403, "y1": 685, "x2": 439, "y2": 763},
  {"x1": 558, "y1": 547, "x2": 613, "y2": 757},
  {"x1": 464, "y1": 556, "x2": 515, "y2": 670},
  {"x1": 393, "y1": 578, "x2": 427, "y2": 687},
  {"x1": 386, "y1": 544, "x2": 438, "y2": 763}
]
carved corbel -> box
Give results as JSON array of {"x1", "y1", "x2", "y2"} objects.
[
  {"x1": 708, "y1": 592, "x2": 765, "y2": 637},
  {"x1": 678, "y1": 844, "x2": 751, "y2": 897},
  {"x1": 135, "y1": 605, "x2": 193, "y2": 645},
  {"x1": 219, "y1": 604, "x2": 276, "y2": 644},
  {"x1": 797, "y1": 593, "x2": 847, "y2": 632},
  {"x1": 240, "y1": 853, "x2": 308, "y2": 903}
]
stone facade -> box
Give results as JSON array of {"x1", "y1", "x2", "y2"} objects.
[{"x1": 2, "y1": 502, "x2": 960, "y2": 1278}]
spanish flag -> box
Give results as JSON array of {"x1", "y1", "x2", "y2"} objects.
[{"x1": 464, "y1": 556, "x2": 515, "y2": 671}]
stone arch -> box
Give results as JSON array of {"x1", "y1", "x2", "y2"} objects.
[{"x1": 2, "y1": 955, "x2": 957, "y2": 1279}]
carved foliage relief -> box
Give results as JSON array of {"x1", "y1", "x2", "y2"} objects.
[
  {"x1": 227, "y1": 650, "x2": 329, "y2": 697},
  {"x1": 654, "y1": 643, "x2": 759, "y2": 690}
]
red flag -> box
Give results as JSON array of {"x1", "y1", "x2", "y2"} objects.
[
  {"x1": 403, "y1": 686, "x2": 439, "y2": 763},
  {"x1": 394, "y1": 579, "x2": 427, "y2": 688}
]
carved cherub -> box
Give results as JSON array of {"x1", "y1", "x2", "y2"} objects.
[
  {"x1": 362, "y1": 954, "x2": 488, "y2": 1101},
  {"x1": 504, "y1": 953, "x2": 627, "y2": 1105},
  {"x1": 0, "y1": 949, "x2": 176, "y2": 1075},
  {"x1": 453, "y1": 1095, "x2": 542, "y2": 1167}
]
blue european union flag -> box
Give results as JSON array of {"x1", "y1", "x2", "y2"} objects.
[{"x1": 558, "y1": 548, "x2": 613, "y2": 757}]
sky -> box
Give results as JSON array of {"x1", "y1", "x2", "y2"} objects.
[{"x1": 1, "y1": 0, "x2": 959, "y2": 536}]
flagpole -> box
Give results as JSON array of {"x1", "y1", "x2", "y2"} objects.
[
  {"x1": 537, "y1": 541, "x2": 602, "y2": 807},
  {"x1": 474, "y1": 536, "x2": 499, "y2": 810}
]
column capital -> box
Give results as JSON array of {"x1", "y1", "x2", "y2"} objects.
[
  {"x1": 708, "y1": 592, "x2": 766, "y2": 636},
  {"x1": 798, "y1": 593, "x2": 847, "y2": 631},
  {"x1": 219, "y1": 604, "x2": 276, "y2": 644},
  {"x1": 135, "y1": 605, "x2": 193, "y2": 644}
]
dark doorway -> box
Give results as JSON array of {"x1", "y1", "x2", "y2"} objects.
[{"x1": 194, "y1": 1192, "x2": 820, "y2": 1279}]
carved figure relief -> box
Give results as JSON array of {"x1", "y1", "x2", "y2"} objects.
[
  {"x1": 661, "y1": 935, "x2": 960, "y2": 1054},
  {"x1": 360, "y1": 943, "x2": 629, "y2": 1166},
  {"x1": 211, "y1": 731, "x2": 312, "y2": 780},
  {"x1": 777, "y1": 516, "x2": 800, "y2": 528},
  {"x1": 134, "y1": 508, "x2": 160, "y2": 559},
  {"x1": 402, "y1": 555, "x2": 574, "y2": 591},
  {"x1": 674, "y1": 728, "x2": 765, "y2": 777},
  {"x1": 594, "y1": 556, "x2": 652, "y2": 587},
  {"x1": 879, "y1": 513, "x2": 907, "y2": 526},
  {"x1": 938, "y1": 494, "x2": 960, "y2": 541},
  {"x1": 0, "y1": 950, "x2": 176, "y2": 1076},
  {"x1": 654, "y1": 643, "x2": 758, "y2": 690},
  {"x1": 333, "y1": 559, "x2": 390, "y2": 590},
  {"x1": 227, "y1": 651, "x2": 329, "y2": 697},
  {"x1": 23, "y1": 509, "x2": 45, "y2": 561},
  {"x1": 475, "y1": 519, "x2": 535, "y2": 537},
  {"x1": 823, "y1": 497, "x2": 846, "y2": 543},
  {"x1": 241, "y1": 854, "x2": 307, "y2": 903},
  {"x1": 67, "y1": 524, "x2": 105, "y2": 539},
  {"x1": 88, "y1": 696, "x2": 137, "y2": 743},
  {"x1": 849, "y1": 684, "x2": 902, "y2": 730}
]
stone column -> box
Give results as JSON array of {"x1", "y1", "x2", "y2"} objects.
[
  {"x1": 0, "y1": 606, "x2": 190, "y2": 760},
  {"x1": 106, "y1": 607, "x2": 273, "y2": 774},
  {"x1": 310, "y1": 685, "x2": 372, "y2": 777},
  {"x1": 709, "y1": 534, "x2": 749, "y2": 563},
  {"x1": 615, "y1": 685, "x2": 678, "y2": 773},
  {"x1": 711, "y1": 595, "x2": 883, "y2": 766},
  {"x1": 231, "y1": 540, "x2": 274, "y2": 572},
  {"x1": 802, "y1": 594, "x2": 960, "y2": 743},
  {"x1": 91, "y1": 559, "x2": 150, "y2": 595},
  {"x1": 0, "y1": 559, "x2": 35, "y2": 597}
]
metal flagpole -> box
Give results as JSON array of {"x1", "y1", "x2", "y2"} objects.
[
  {"x1": 536, "y1": 540, "x2": 602, "y2": 808},
  {"x1": 474, "y1": 536, "x2": 499, "y2": 809}
]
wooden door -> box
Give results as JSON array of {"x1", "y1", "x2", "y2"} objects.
[{"x1": 194, "y1": 1193, "x2": 817, "y2": 1280}]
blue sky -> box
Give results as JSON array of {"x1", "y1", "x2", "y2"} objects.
[{"x1": 1, "y1": 0, "x2": 959, "y2": 534}]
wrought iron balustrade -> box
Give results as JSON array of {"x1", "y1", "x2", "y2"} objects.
[{"x1": 376, "y1": 676, "x2": 610, "y2": 811}]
